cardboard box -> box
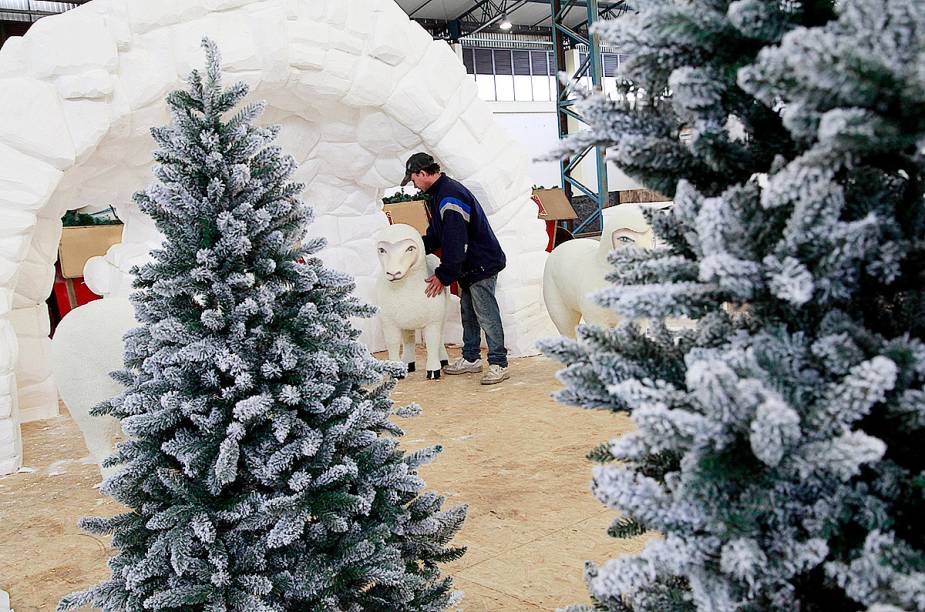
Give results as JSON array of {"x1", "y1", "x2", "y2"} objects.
[
  {"x1": 532, "y1": 187, "x2": 577, "y2": 221},
  {"x1": 619, "y1": 188, "x2": 670, "y2": 204},
  {"x1": 382, "y1": 200, "x2": 430, "y2": 235},
  {"x1": 58, "y1": 224, "x2": 124, "y2": 279}
]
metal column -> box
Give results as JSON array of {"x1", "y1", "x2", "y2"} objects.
[{"x1": 551, "y1": 0, "x2": 608, "y2": 236}]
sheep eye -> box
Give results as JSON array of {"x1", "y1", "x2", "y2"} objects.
[
  {"x1": 406, "y1": 246, "x2": 416, "y2": 252},
  {"x1": 378, "y1": 248, "x2": 386, "y2": 254},
  {"x1": 616, "y1": 236, "x2": 635, "y2": 244}
]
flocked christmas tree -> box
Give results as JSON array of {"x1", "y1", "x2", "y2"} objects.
[
  {"x1": 59, "y1": 39, "x2": 465, "y2": 612},
  {"x1": 543, "y1": 1, "x2": 925, "y2": 610}
]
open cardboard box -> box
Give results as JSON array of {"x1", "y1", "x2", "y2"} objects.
[
  {"x1": 382, "y1": 199, "x2": 430, "y2": 235},
  {"x1": 58, "y1": 225, "x2": 124, "y2": 279}
]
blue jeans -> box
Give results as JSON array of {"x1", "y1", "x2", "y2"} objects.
[{"x1": 460, "y1": 275, "x2": 508, "y2": 367}]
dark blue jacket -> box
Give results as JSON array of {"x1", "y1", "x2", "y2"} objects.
[{"x1": 422, "y1": 174, "x2": 506, "y2": 287}]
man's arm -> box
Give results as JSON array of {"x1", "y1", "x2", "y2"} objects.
[
  {"x1": 422, "y1": 219, "x2": 439, "y2": 254},
  {"x1": 433, "y1": 197, "x2": 470, "y2": 286}
]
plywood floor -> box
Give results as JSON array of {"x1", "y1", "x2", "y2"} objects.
[{"x1": 0, "y1": 350, "x2": 651, "y2": 611}]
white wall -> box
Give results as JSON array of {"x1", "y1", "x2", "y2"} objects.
[{"x1": 487, "y1": 100, "x2": 642, "y2": 194}]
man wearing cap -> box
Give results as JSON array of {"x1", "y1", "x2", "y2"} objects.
[{"x1": 401, "y1": 152, "x2": 510, "y2": 385}]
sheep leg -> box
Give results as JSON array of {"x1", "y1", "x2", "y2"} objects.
[
  {"x1": 382, "y1": 320, "x2": 406, "y2": 378},
  {"x1": 439, "y1": 341, "x2": 449, "y2": 368},
  {"x1": 401, "y1": 329, "x2": 417, "y2": 372},
  {"x1": 422, "y1": 322, "x2": 443, "y2": 380},
  {"x1": 76, "y1": 414, "x2": 121, "y2": 481},
  {"x1": 543, "y1": 274, "x2": 581, "y2": 339}
]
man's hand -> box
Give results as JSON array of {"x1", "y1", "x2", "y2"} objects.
[{"x1": 425, "y1": 275, "x2": 445, "y2": 298}]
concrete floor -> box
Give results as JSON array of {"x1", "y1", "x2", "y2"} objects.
[{"x1": 0, "y1": 350, "x2": 652, "y2": 611}]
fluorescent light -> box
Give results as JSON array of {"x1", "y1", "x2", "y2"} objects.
[{"x1": 499, "y1": 13, "x2": 512, "y2": 30}]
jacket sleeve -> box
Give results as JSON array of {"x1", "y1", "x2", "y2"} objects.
[
  {"x1": 433, "y1": 197, "x2": 470, "y2": 285},
  {"x1": 422, "y1": 218, "x2": 439, "y2": 254}
]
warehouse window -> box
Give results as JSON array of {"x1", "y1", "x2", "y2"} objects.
[{"x1": 460, "y1": 46, "x2": 627, "y2": 103}]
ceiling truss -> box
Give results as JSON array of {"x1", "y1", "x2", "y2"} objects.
[{"x1": 414, "y1": 0, "x2": 631, "y2": 42}]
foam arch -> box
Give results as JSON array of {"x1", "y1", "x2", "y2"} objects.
[{"x1": 0, "y1": 0, "x2": 554, "y2": 474}]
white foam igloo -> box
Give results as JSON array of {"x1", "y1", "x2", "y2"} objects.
[{"x1": 0, "y1": 0, "x2": 554, "y2": 475}]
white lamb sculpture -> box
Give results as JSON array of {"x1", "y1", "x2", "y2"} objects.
[
  {"x1": 543, "y1": 203, "x2": 666, "y2": 337},
  {"x1": 376, "y1": 223, "x2": 449, "y2": 380},
  {"x1": 50, "y1": 297, "x2": 136, "y2": 480}
]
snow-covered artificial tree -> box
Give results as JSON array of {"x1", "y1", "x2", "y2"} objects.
[
  {"x1": 543, "y1": 1, "x2": 925, "y2": 610},
  {"x1": 59, "y1": 39, "x2": 465, "y2": 612}
]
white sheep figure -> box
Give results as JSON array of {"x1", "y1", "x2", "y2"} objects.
[
  {"x1": 375, "y1": 223, "x2": 449, "y2": 380},
  {"x1": 543, "y1": 203, "x2": 667, "y2": 337},
  {"x1": 50, "y1": 297, "x2": 136, "y2": 480}
]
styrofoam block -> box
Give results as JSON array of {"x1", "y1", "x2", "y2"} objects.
[
  {"x1": 0, "y1": 258, "x2": 19, "y2": 287},
  {"x1": 0, "y1": 236, "x2": 31, "y2": 263},
  {"x1": 0, "y1": 455, "x2": 21, "y2": 475},
  {"x1": 9, "y1": 304, "x2": 50, "y2": 338},
  {"x1": 431, "y1": 121, "x2": 487, "y2": 180},
  {"x1": 289, "y1": 66, "x2": 351, "y2": 104},
  {"x1": 375, "y1": 157, "x2": 409, "y2": 186},
  {"x1": 384, "y1": 70, "x2": 443, "y2": 133},
  {"x1": 124, "y1": 0, "x2": 206, "y2": 34},
  {"x1": 0, "y1": 78, "x2": 75, "y2": 169},
  {"x1": 305, "y1": 213, "x2": 339, "y2": 243},
  {"x1": 340, "y1": 212, "x2": 387, "y2": 241},
  {"x1": 332, "y1": 189, "x2": 382, "y2": 218},
  {"x1": 0, "y1": 143, "x2": 63, "y2": 213},
  {"x1": 461, "y1": 168, "x2": 521, "y2": 217},
  {"x1": 499, "y1": 254, "x2": 545, "y2": 287},
  {"x1": 391, "y1": 119, "x2": 423, "y2": 150},
  {"x1": 0, "y1": 289, "x2": 12, "y2": 318},
  {"x1": 115, "y1": 45, "x2": 178, "y2": 111},
  {"x1": 314, "y1": 142, "x2": 375, "y2": 178},
  {"x1": 61, "y1": 99, "x2": 112, "y2": 164},
  {"x1": 204, "y1": 0, "x2": 254, "y2": 11},
  {"x1": 259, "y1": 106, "x2": 297, "y2": 124},
  {"x1": 56, "y1": 69, "x2": 113, "y2": 99},
  {"x1": 357, "y1": 164, "x2": 390, "y2": 189},
  {"x1": 368, "y1": 9, "x2": 425, "y2": 67},
  {"x1": 0, "y1": 371, "x2": 13, "y2": 397},
  {"x1": 243, "y1": 3, "x2": 289, "y2": 88},
  {"x1": 419, "y1": 81, "x2": 478, "y2": 147},
  {"x1": 415, "y1": 41, "x2": 467, "y2": 107},
  {"x1": 344, "y1": 57, "x2": 400, "y2": 109},
  {"x1": 103, "y1": 10, "x2": 134, "y2": 51},
  {"x1": 274, "y1": 116, "x2": 320, "y2": 162},
  {"x1": 320, "y1": 119, "x2": 358, "y2": 144},
  {"x1": 290, "y1": 43, "x2": 327, "y2": 72},
  {"x1": 12, "y1": 260, "x2": 55, "y2": 305},
  {"x1": 25, "y1": 10, "x2": 118, "y2": 78},
  {"x1": 303, "y1": 181, "x2": 350, "y2": 213},
  {"x1": 0, "y1": 36, "x2": 26, "y2": 78},
  {"x1": 15, "y1": 337, "x2": 51, "y2": 386},
  {"x1": 292, "y1": 158, "x2": 322, "y2": 187},
  {"x1": 343, "y1": 0, "x2": 374, "y2": 39},
  {"x1": 172, "y1": 13, "x2": 263, "y2": 76},
  {"x1": 0, "y1": 319, "x2": 18, "y2": 373},
  {"x1": 0, "y1": 209, "x2": 35, "y2": 241},
  {"x1": 357, "y1": 111, "x2": 417, "y2": 155},
  {"x1": 16, "y1": 377, "x2": 59, "y2": 423},
  {"x1": 460, "y1": 96, "x2": 496, "y2": 141},
  {"x1": 0, "y1": 418, "x2": 16, "y2": 446}
]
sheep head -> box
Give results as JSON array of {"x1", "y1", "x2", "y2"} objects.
[
  {"x1": 599, "y1": 203, "x2": 672, "y2": 262},
  {"x1": 376, "y1": 223, "x2": 426, "y2": 282}
]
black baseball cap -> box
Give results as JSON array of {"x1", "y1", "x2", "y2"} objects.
[{"x1": 400, "y1": 152, "x2": 436, "y2": 186}]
